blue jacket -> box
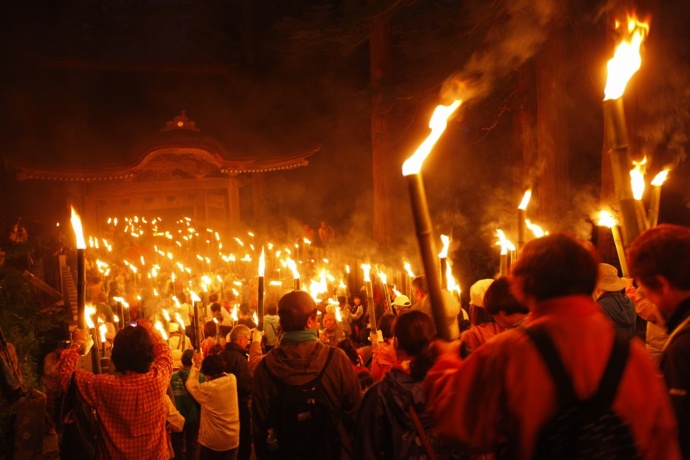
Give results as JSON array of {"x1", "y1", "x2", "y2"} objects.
[{"x1": 596, "y1": 291, "x2": 638, "y2": 339}]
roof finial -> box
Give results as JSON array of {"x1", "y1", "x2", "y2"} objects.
[{"x1": 162, "y1": 110, "x2": 199, "y2": 132}]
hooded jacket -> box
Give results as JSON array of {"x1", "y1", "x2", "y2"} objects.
[
  {"x1": 251, "y1": 339, "x2": 362, "y2": 460},
  {"x1": 596, "y1": 291, "x2": 638, "y2": 339}
]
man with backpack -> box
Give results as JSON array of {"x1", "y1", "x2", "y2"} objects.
[
  {"x1": 628, "y1": 224, "x2": 690, "y2": 458},
  {"x1": 425, "y1": 233, "x2": 680, "y2": 459},
  {"x1": 251, "y1": 290, "x2": 362, "y2": 460}
]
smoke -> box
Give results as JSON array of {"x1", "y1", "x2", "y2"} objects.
[
  {"x1": 636, "y1": 59, "x2": 690, "y2": 169},
  {"x1": 440, "y1": 0, "x2": 564, "y2": 104}
]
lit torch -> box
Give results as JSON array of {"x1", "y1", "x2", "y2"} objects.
[
  {"x1": 602, "y1": 14, "x2": 650, "y2": 245},
  {"x1": 361, "y1": 264, "x2": 377, "y2": 334},
  {"x1": 71, "y1": 206, "x2": 87, "y2": 328},
  {"x1": 598, "y1": 210, "x2": 629, "y2": 277},
  {"x1": 517, "y1": 189, "x2": 531, "y2": 252},
  {"x1": 84, "y1": 304, "x2": 102, "y2": 373},
  {"x1": 287, "y1": 258, "x2": 300, "y2": 290},
  {"x1": 630, "y1": 156, "x2": 650, "y2": 231},
  {"x1": 649, "y1": 169, "x2": 670, "y2": 227},
  {"x1": 438, "y1": 235, "x2": 450, "y2": 288},
  {"x1": 496, "y1": 230, "x2": 516, "y2": 277},
  {"x1": 258, "y1": 246, "x2": 265, "y2": 331},
  {"x1": 401, "y1": 101, "x2": 460, "y2": 340},
  {"x1": 403, "y1": 261, "x2": 415, "y2": 298}
]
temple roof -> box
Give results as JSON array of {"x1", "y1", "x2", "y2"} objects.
[{"x1": 7, "y1": 111, "x2": 319, "y2": 182}]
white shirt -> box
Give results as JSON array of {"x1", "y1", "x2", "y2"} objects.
[{"x1": 186, "y1": 367, "x2": 240, "y2": 452}]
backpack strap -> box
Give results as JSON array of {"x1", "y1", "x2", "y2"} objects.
[
  {"x1": 525, "y1": 325, "x2": 630, "y2": 408},
  {"x1": 590, "y1": 331, "x2": 630, "y2": 408},
  {"x1": 524, "y1": 326, "x2": 578, "y2": 406},
  {"x1": 408, "y1": 404, "x2": 438, "y2": 460}
]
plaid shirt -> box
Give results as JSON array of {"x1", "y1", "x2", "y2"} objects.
[{"x1": 61, "y1": 320, "x2": 173, "y2": 460}]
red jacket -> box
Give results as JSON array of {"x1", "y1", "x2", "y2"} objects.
[{"x1": 425, "y1": 295, "x2": 680, "y2": 459}]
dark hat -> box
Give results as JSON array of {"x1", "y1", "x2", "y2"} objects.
[{"x1": 278, "y1": 290, "x2": 317, "y2": 316}]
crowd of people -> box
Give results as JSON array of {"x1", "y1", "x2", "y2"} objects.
[{"x1": 3, "y1": 223, "x2": 690, "y2": 459}]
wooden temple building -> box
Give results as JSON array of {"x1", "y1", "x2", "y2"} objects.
[{"x1": 6, "y1": 111, "x2": 318, "y2": 231}]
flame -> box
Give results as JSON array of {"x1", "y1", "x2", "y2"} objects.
[
  {"x1": 651, "y1": 169, "x2": 670, "y2": 186},
  {"x1": 439, "y1": 234, "x2": 450, "y2": 258},
  {"x1": 379, "y1": 272, "x2": 387, "y2": 285},
  {"x1": 84, "y1": 304, "x2": 96, "y2": 328},
  {"x1": 518, "y1": 189, "x2": 532, "y2": 210},
  {"x1": 189, "y1": 291, "x2": 201, "y2": 303},
  {"x1": 175, "y1": 312, "x2": 185, "y2": 331},
  {"x1": 495, "y1": 230, "x2": 515, "y2": 255},
  {"x1": 402, "y1": 100, "x2": 462, "y2": 176},
  {"x1": 99, "y1": 323, "x2": 107, "y2": 343},
  {"x1": 259, "y1": 246, "x2": 266, "y2": 277},
  {"x1": 231, "y1": 304, "x2": 238, "y2": 321},
  {"x1": 113, "y1": 314, "x2": 119, "y2": 323},
  {"x1": 446, "y1": 260, "x2": 460, "y2": 293},
  {"x1": 70, "y1": 207, "x2": 86, "y2": 249},
  {"x1": 303, "y1": 238, "x2": 311, "y2": 245},
  {"x1": 113, "y1": 297, "x2": 129, "y2": 308},
  {"x1": 630, "y1": 156, "x2": 647, "y2": 200},
  {"x1": 598, "y1": 210, "x2": 617, "y2": 228},
  {"x1": 345, "y1": 265, "x2": 350, "y2": 274},
  {"x1": 361, "y1": 263, "x2": 371, "y2": 283},
  {"x1": 162, "y1": 309, "x2": 170, "y2": 321},
  {"x1": 287, "y1": 258, "x2": 300, "y2": 280},
  {"x1": 252, "y1": 312, "x2": 258, "y2": 325},
  {"x1": 525, "y1": 220, "x2": 547, "y2": 238},
  {"x1": 335, "y1": 307, "x2": 342, "y2": 322},
  {"x1": 154, "y1": 320, "x2": 168, "y2": 340},
  {"x1": 403, "y1": 261, "x2": 415, "y2": 278},
  {"x1": 604, "y1": 15, "x2": 650, "y2": 100}
]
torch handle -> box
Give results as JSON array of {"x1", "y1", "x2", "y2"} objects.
[
  {"x1": 193, "y1": 302, "x2": 201, "y2": 352},
  {"x1": 365, "y1": 282, "x2": 377, "y2": 334},
  {"x1": 89, "y1": 328, "x2": 102, "y2": 374},
  {"x1": 258, "y1": 277, "x2": 264, "y2": 332},
  {"x1": 406, "y1": 174, "x2": 451, "y2": 340}
]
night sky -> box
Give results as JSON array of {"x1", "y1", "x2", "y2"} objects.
[{"x1": 1, "y1": 0, "x2": 689, "y2": 284}]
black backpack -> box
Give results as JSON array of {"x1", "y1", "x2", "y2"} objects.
[
  {"x1": 524, "y1": 326, "x2": 640, "y2": 460},
  {"x1": 265, "y1": 347, "x2": 340, "y2": 460}
]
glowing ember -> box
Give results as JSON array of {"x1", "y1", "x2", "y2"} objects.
[
  {"x1": 402, "y1": 100, "x2": 462, "y2": 176},
  {"x1": 630, "y1": 156, "x2": 647, "y2": 200},
  {"x1": 604, "y1": 15, "x2": 650, "y2": 100}
]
